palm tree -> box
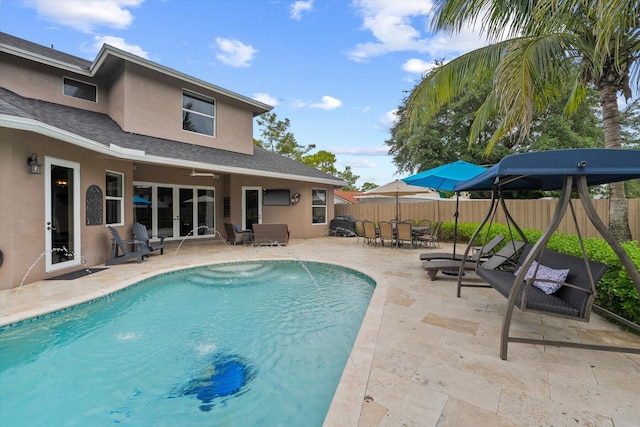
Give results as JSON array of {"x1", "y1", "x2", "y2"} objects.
[{"x1": 408, "y1": 0, "x2": 639, "y2": 241}]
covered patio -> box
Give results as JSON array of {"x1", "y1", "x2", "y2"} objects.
[{"x1": 2, "y1": 237, "x2": 639, "y2": 426}]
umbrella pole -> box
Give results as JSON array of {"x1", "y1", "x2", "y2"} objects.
[
  {"x1": 452, "y1": 192, "x2": 459, "y2": 258},
  {"x1": 443, "y1": 192, "x2": 461, "y2": 276},
  {"x1": 396, "y1": 192, "x2": 399, "y2": 248}
]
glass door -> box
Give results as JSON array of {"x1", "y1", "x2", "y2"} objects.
[
  {"x1": 157, "y1": 186, "x2": 174, "y2": 238},
  {"x1": 45, "y1": 157, "x2": 80, "y2": 271},
  {"x1": 179, "y1": 187, "x2": 194, "y2": 237},
  {"x1": 197, "y1": 188, "x2": 215, "y2": 235},
  {"x1": 242, "y1": 186, "x2": 262, "y2": 230},
  {"x1": 134, "y1": 184, "x2": 215, "y2": 239}
]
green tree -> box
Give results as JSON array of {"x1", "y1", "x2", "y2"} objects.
[
  {"x1": 389, "y1": 72, "x2": 602, "y2": 174},
  {"x1": 360, "y1": 182, "x2": 378, "y2": 192},
  {"x1": 255, "y1": 112, "x2": 361, "y2": 189},
  {"x1": 254, "y1": 112, "x2": 314, "y2": 161},
  {"x1": 620, "y1": 98, "x2": 640, "y2": 197},
  {"x1": 408, "y1": 0, "x2": 639, "y2": 241}
]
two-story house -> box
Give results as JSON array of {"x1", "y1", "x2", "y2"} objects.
[{"x1": 0, "y1": 32, "x2": 344, "y2": 289}]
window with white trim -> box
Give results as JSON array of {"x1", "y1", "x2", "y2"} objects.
[
  {"x1": 182, "y1": 90, "x2": 215, "y2": 136},
  {"x1": 312, "y1": 188, "x2": 327, "y2": 224},
  {"x1": 63, "y1": 77, "x2": 97, "y2": 102},
  {"x1": 106, "y1": 171, "x2": 124, "y2": 225}
]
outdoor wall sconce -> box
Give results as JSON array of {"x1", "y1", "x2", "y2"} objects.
[{"x1": 27, "y1": 153, "x2": 42, "y2": 175}]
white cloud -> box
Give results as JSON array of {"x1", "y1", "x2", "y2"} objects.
[
  {"x1": 290, "y1": 0, "x2": 313, "y2": 20},
  {"x1": 380, "y1": 109, "x2": 399, "y2": 128},
  {"x1": 342, "y1": 158, "x2": 378, "y2": 168},
  {"x1": 331, "y1": 146, "x2": 389, "y2": 156},
  {"x1": 310, "y1": 96, "x2": 342, "y2": 110},
  {"x1": 402, "y1": 58, "x2": 438, "y2": 75},
  {"x1": 348, "y1": 0, "x2": 490, "y2": 62},
  {"x1": 84, "y1": 35, "x2": 149, "y2": 58},
  {"x1": 25, "y1": 0, "x2": 142, "y2": 33},
  {"x1": 214, "y1": 37, "x2": 257, "y2": 68},
  {"x1": 289, "y1": 99, "x2": 308, "y2": 109},
  {"x1": 253, "y1": 92, "x2": 278, "y2": 106}
]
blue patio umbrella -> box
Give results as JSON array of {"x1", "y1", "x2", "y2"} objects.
[
  {"x1": 133, "y1": 195, "x2": 152, "y2": 206},
  {"x1": 403, "y1": 160, "x2": 487, "y2": 191},
  {"x1": 403, "y1": 160, "x2": 486, "y2": 259}
]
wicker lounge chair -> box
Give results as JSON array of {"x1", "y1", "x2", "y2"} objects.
[{"x1": 223, "y1": 223, "x2": 253, "y2": 245}]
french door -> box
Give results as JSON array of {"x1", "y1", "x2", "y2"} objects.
[
  {"x1": 134, "y1": 183, "x2": 215, "y2": 240},
  {"x1": 45, "y1": 157, "x2": 81, "y2": 271}
]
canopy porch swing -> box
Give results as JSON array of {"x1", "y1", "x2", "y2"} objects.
[{"x1": 452, "y1": 148, "x2": 640, "y2": 360}]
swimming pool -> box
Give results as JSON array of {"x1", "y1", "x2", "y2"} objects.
[{"x1": 0, "y1": 261, "x2": 375, "y2": 426}]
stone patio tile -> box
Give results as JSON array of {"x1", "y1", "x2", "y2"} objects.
[
  {"x1": 413, "y1": 357, "x2": 502, "y2": 412},
  {"x1": 365, "y1": 367, "x2": 448, "y2": 426},
  {"x1": 436, "y1": 397, "x2": 516, "y2": 427},
  {"x1": 497, "y1": 387, "x2": 614, "y2": 426}
]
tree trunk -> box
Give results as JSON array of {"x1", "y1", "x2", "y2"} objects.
[{"x1": 600, "y1": 86, "x2": 632, "y2": 242}]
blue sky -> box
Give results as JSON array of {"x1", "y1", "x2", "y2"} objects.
[{"x1": 0, "y1": 0, "x2": 493, "y2": 188}]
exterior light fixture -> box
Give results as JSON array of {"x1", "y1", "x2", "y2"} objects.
[{"x1": 27, "y1": 153, "x2": 42, "y2": 175}]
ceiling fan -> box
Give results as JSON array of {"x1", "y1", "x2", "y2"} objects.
[{"x1": 190, "y1": 169, "x2": 220, "y2": 178}]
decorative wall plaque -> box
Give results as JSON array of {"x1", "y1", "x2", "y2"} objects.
[
  {"x1": 223, "y1": 196, "x2": 231, "y2": 218},
  {"x1": 86, "y1": 185, "x2": 103, "y2": 225}
]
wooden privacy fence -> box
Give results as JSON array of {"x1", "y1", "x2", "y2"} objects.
[{"x1": 335, "y1": 198, "x2": 640, "y2": 241}]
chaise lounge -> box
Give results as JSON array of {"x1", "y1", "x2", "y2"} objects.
[{"x1": 422, "y1": 240, "x2": 525, "y2": 281}]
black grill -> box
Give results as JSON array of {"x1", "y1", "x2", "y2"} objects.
[{"x1": 329, "y1": 215, "x2": 357, "y2": 237}]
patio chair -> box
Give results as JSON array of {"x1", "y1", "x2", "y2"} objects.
[
  {"x1": 106, "y1": 226, "x2": 145, "y2": 265},
  {"x1": 419, "y1": 234, "x2": 505, "y2": 262},
  {"x1": 378, "y1": 221, "x2": 394, "y2": 247},
  {"x1": 362, "y1": 221, "x2": 379, "y2": 246},
  {"x1": 223, "y1": 223, "x2": 253, "y2": 245},
  {"x1": 396, "y1": 223, "x2": 415, "y2": 248},
  {"x1": 354, "y1": 219, "x2": 364, "y2": 244},
  {"x1": 415, "y1": 221, "x2": 442, "y2": 248},
  {"x1": 422, "y1": 240, "x2": 525, "y2": 281},
  {"x1": 133, "y1": 222, "x2": 166, "y2": 256}
]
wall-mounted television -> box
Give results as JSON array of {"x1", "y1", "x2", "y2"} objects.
[{"x1": 263, "y1": 189, "x2": 290, "y2": 206}]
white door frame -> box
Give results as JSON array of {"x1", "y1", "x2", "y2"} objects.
[{"x1": 45, "y1": 157, "x2": 81, "y2": 272}]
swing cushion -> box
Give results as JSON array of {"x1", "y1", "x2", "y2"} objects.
[{"x1": 514, "y1": 261, "x2": 569, "y2": 295}]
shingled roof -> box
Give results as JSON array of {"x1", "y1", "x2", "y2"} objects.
[{"x1": 1, "y1": 88, "x2": 344, "y2": 185}]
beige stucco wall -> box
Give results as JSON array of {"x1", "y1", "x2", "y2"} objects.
[
  {"x1": 0, "y1": 53, "x2": 256, "y2": 155},
  {"x1": 0, "y1": 53, "x2": 111, "y2": 114},
  {"x1": 229, "y1": 175, "x2": 333, "y2": 239},
  {"x1": 119, "y1": 63, "x2": 255, "y2": 154},
  {"x1": 0, "y1": 130, "x2": 335, "y2": 288},
  {"x1": 0, "y1": 129, "x2": 127, "y2": 289}
]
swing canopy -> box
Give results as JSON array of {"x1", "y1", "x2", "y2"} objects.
[{"x1": 454, "y1": 149, "x2": 640, "y2": 192}]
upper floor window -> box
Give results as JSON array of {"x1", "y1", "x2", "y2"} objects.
[
  {"x1": 312, "y1": 188, "x2": 327, "y2": 224},
  {"x1": 63, "y1": 77, "x2": 97, "y2": 102},
  {"x1": 182, "y1": 90, "x2": 215, "y2": 137},
  {"x1": 106, "y1": 171, "x2": 124, "y2": 225}
]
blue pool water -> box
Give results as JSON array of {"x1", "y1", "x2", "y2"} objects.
[{"x1": 0, "y1": 261, "x2": 375, "y2": 426}]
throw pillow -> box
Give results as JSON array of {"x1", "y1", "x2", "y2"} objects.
[
  {"x1": 234, "y1": 225, "x2": 241, "y2": 232},
  {"x1": 514, "y1": 261, "x2": 569, "y2": 295}
]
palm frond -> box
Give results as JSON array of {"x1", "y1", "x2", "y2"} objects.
[{"x1": 407, "y1": 41, "x2": 509, "y2": 131}]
